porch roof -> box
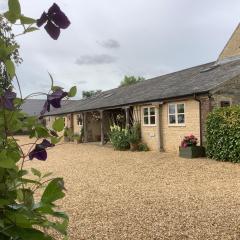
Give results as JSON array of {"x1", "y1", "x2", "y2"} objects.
[{"x1": 45, "y1": 58, "x2": 240, "y2": 116}]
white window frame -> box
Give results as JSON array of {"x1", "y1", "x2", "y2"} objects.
[
  {"x1": 142, "y1": 106, "x2": 156, "y2": 126},
  {"x1": 168, "y1": 103, "x2": 186, "y2": 126}
]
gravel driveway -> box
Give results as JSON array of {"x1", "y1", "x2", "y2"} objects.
[{"x1": 21, "y1": 138, "x2": 240, "y2": 239}]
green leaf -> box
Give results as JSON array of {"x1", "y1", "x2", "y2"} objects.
[
  {"x1": 6, "y1": 150, "x2": 21, "y2": 163},
  {"x1": 34, "y1": 126, "x2": 49, "y2": 138},
  {"x1": 42, "y1": 172, "x2": 53, "y2": 178},
  {"x1": 50, "y1": 219, "x2": 68, "y2": 235},
  {"x1": 8, "y1": 0, "x2": 21, "y2": 16},
  {"x1": 24, "y1": 27, "x2": 39, "y2": 33},
  {"x1": 41, "y1": 178, "x2": 65, "y2": 203},
  {"x1": 31, "y1": 168, "x2": 41, "y2": 178},
  {"x1": 6, "y1": 227, "x2": 53, "y2": 240},
  {"x1": 51, "y1": 86, "x2": 63, "y2": 91},
  {"x1": 18, "y1": 169, "x2": 28, "y2": 177},
  {"x1": 6, "y1": 44, "x2": 18, "y2": 55},
  {"x1": 4, "y1": 11, "x2": 18, "y2": 23},
  {"x1": 4, "y1": 59, "x2": 15, "y2": 79},
  {"x1": 50, "y1": 136, "x2": 60, "y2": 145},
  {"x1": 0, "y1": 199, "x2": 11, "y2": 207},
  {"x1": 0, "y1": 150, "x2": 16, "y2": 169},
  {"x1": 68, "y1": 86, "x2": 77, "y2": 97},
  {"x1": 20, "y1": 15, "x2": 36, "y2": 24},
  {"x1": 52, "y1": 118, "x2": 65, "y2": 132}
]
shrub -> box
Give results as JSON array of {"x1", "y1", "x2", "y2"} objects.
[
  {"x1": 128, "y1": 123, "x2": 141, "y2": 144},
  {"x1": 180, "y1": 134, "x2": 198, "y2": 148},
  {"x1": 109, "y1": 125, "x2": 130, "y2": 150},
  {"x1": 206, "y1": 105, "x2": 240, "y2": 162},
  {"x1": 138, "y1": 143, "x2": 149, "y2": 151}
]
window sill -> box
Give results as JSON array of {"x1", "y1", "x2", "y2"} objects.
[
  {"x1": 168, "y1": 124, "x2": 186, "y2": 127},
  {"x1": 142, "y1": 124, "x2": 157, "y2": 127}
]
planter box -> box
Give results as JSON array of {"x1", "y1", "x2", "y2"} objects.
[{"x1": 179, "y1": 146, "x2": 205, "y2": 158}]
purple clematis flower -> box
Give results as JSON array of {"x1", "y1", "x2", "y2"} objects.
[
  {"x1": 37, "y1": 3, "x2": 71, "y2": 40},
  {"x1": 0, "y1": 90, "x2": 16, "y2": 110},
  {"x1": 29, "y1": 139, "x2": 54, "y2": 161},
  {"x1": 40, "y1": 89, "x2": 68, "y2": 116}
]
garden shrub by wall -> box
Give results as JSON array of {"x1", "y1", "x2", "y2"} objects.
[{"x1": 206, "y1": 105, "x2": 240, "y2": 162}]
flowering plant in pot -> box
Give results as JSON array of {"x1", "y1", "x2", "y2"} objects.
[
  {"x1": 181, "y1": 134, "x2": 198, "y2": 148},
  {"x1": 179, "y1": 134, "x2": 205, "y2": 158}
]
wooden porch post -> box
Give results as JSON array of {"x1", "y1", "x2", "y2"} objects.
[
  {"x1": 125, "y1": 107, "x2": 130, "y2": 129},
  {"x1": 153, "y1": 102, "x2": 164, "y2": 152},
  {"x1": 99, "y1": 110, "x2": 104, "y2": 145},
  {"x1": 155, "y1": 105, "x2": 161, "y2": 152},
  {"x1": 83, "y1": 112, "x2": 88, "y2": 142},
  {"x1": 159, "y1": 104, "x2": 164, "y2": 152}
]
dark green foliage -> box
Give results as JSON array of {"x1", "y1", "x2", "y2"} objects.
[
  {"x1": 138, "y1": 143, "x2": 149, "y2": 152},
  {"x1": 119, "y1": 75, "x2": 145, "y2": 87},
  {"x1": 206, "y1": 105, "x2": 240, "y2": 162},
  {"x1": 82, "y1": 90, "x2": 102, "y2": 99},
  {"x1": 128, "y1": 123, "x2": 141, "y2": 144},
  {"x1": 109, "y1": 125, "x2": 130, "y2": 150}
]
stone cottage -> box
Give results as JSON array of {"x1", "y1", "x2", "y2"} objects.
[{"x1": 44, "y1": 24, "x2": 240, "y2": 152}]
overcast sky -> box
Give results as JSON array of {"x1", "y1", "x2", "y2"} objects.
[{"x1": 1, "y1": 0, "x2": 240, "y2": 98}]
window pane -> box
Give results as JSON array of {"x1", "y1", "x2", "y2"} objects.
[
  {"x1": 144, "y1": 116, "x2": 149, "y2": 124},
  {"x1": 169, "y1": 115, "x2": 176, "y2": 124},
  {"x1": 178, "y1": 114, "x2": 185, "y2": 124},
  {"x1": 220, "y1": 101, "x2": 230, "y2": 107},
  {"x1": 150, "y1": 116, "x2": 155, "y2": 124},
  {"x1": 177, "y1": 104, "x2": 184, "y2": 113},
  {"x1": 169, "y1": 104, "x2": 175, "y2": 114},
  {"x1": 150, "y1": 107, "x2": 155, "y2": 115},
  {"x1": 143, "y1": 108, "x2": 148, "y2": 116}
]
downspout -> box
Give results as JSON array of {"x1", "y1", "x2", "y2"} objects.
[{"x1": 194, "y1": 93, "x2": 203, "y2": 146}]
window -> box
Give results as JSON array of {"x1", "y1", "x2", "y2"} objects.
[
  {"x1": 168, "y1": 103, "x2": 185, "y2": 125},
  {"x1": 77, "y1": 114, "x2": 83, "y2": 126},
  {"x1": 220, "y1": 101, "x2": 230, "y2": 108},
  {"x1": 143, "y1": 107, "x2": 156, "y2": 125}
]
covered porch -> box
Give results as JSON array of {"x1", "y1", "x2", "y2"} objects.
[{"x1": 82, "y1": 107, "x2": 133, "y2": 145}]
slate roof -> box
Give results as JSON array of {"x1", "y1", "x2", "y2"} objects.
[
  {"x1": 21, "y1": 99, "x2": 76, "y2": 116},
  {"x1": 45, "y1": 58, "x2": 240, "y2": 116},
  {"x1": 21, "y1": 99, "x2": 46, "y2": 116}
]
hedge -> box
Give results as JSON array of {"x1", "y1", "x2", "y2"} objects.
[{"x1": 206, "y1": 105, "x2": 240, "y2": 162}]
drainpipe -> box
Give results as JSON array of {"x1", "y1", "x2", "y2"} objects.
[{"x1": 194, "y1": 93, "x2": 203, "y2": 146}]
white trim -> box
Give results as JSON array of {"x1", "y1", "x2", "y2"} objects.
[
  {"x1": 142, "y1": 106, "x2": 157, "y2": 126},
  {"x1": 167, "y1": 102, "x2": 186, "y2": 126}
]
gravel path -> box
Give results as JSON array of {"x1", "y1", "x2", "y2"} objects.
[{"x1": 19, "y1": 137, "x2": 240, "y2": 239}]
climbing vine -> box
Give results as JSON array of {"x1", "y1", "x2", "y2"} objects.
[{"x1": 0, "y1": 1, "x2": 75, "y2": 239}]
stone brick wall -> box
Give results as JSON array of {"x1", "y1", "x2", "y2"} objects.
[
  {"x1": 218, "y1": 24, "x2": 240, "y2": 60},
  {"x1": 161, "y1": 99, "x2": 201, "y2": 152},
  {"x1": 133, "y1": 105, "x2": 160, "y2": 151}
]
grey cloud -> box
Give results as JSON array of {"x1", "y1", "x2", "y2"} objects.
[
  {"x1": 98, "y1": 39, "x2": 120, "y2": 49},
  {"x1": 75, "y1": 54, "x2": 116, "y2": 65}
]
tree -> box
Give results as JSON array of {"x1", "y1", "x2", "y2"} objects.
[
  {"x1": 119, "y1": 75, "x2": 145, "y2": 87},
  {"x1": 82, "y1": 90, "x2": 102, "y2": 99}
]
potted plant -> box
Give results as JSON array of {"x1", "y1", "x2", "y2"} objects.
[
  {"x1": 179, "y1": 134, "x2": 205, "y2": 158},
  {"x1": 128, "y1": 123, "x2": 141, "y2": 151}
]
